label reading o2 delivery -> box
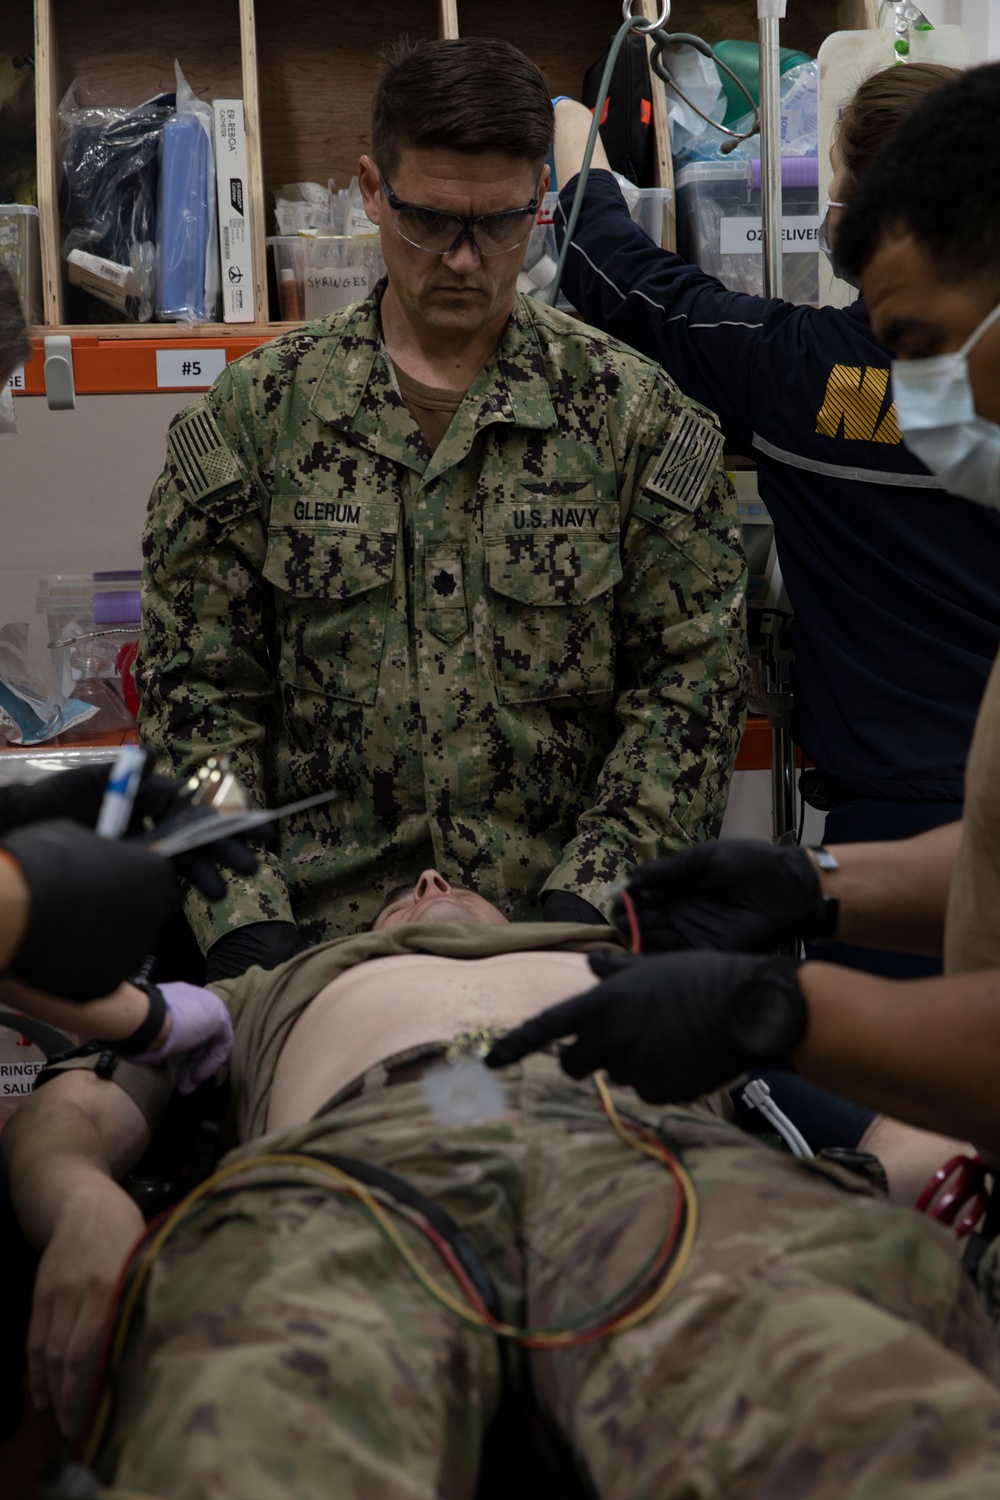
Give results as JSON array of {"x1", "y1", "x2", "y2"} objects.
[
  {"x1": 719, "y1": 216, "x2": 821, "y2": 255},
  {"x1": 155, "y1": 348, "x2": 227, "y2": 389}
]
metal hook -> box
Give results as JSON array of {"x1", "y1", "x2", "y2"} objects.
[
  {"x1": 648, "y1": 32, "x2": 762, "y2": 153},
  {"x1": 622, "y1": 0, "x2": 671, "y2": 35}
]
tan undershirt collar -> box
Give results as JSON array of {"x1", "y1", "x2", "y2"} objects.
[{"x1": 391, "y1": 358, "x2": 468, "y2": 454}]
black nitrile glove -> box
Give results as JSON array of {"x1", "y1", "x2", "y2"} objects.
[
  {"x1": 2, "y1": 819, "x2": 176, "y2": 1000},
  {"x1": 0, "y1": 753, "x2": 176, "y2": 831},
  {"x1": 485, "y1": 950, "x2": 806, "y2": 1104},
  {"x1": 205, "y1": 920, "x2": 304, "y2": 982},
  {"x1": 0, "y1": 753, "x2": 257, "y2": 902},
  {"x1": 615, "y1": 841, "x2": 836, "y2": 955},
  {"x1": 542, "y1": 890, "x2": 607, "y2": 924}
]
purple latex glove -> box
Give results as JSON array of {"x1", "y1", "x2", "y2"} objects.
[{"x1": 132, "y1": 981, "x2": 234, "y2": 1095}]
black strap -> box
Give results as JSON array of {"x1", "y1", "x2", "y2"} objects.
[
  {"x1": 34, "y1": 1046, "x2": 122, "y2": 1093},
  {"x1": 109, "y1": 979, "x2": 167, "y2": 1057},
  {"x1": 0, "y1": 1010, "x2": 75, "y2": 1059},
  {"x1": 302, "y1": 1149, "x2": 502, "y2": 1320}
]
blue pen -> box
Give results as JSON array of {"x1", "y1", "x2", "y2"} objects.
[{"x1": 96, "y1": 744, "x2": 147, "y2": 838}]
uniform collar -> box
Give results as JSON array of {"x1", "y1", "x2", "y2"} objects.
[{"x1": 309, "y1": 283, "x2": 559, "y2": 478}]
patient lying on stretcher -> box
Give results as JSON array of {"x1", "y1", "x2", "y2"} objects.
[
  {"x1": 266, "y1": 870, "x2": 965, "y2": 1196},
  {"x1": 5, "y1": 869, "x2": 1000, "y2": 1499},
  {"x1": 267, "y1": 868, "x2": 597, "y2": 1131}
]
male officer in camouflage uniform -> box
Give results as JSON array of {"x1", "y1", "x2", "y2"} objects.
[{"x1": 138, "y1": 38, "x2": 748, "y2": 981}]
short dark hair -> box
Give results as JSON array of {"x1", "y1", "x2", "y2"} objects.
[
  {"x1": 371, "y1": 38, "x2": 553, "y2": 178},
  {"x1": 0, "y1": 261, "x2": 30, "y2": 383},
  {"x1": 837, "y1": 62, "x2": 1000, "y2": 298}
]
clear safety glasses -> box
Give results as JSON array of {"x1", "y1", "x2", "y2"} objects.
[{"x1": 379, "y1": 175, "x2": 539, "y2": 257}]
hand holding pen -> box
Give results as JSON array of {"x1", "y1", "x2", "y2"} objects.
[
  {"x1": 0, "y1": 746, "x2": 258, "y2": 899},
  {"x1": 0, "y1": 748, "x2": 258, "y2": 1001}
]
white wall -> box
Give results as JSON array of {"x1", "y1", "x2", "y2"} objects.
[
  {"x1": 917, "y1": 0, "x2": 1000, "y2": 59},
  {"x1": 719, "y1": 768, "x2": 828, "y2": 844},
  {"x1": 1, "y1": 391, "x2": 187, "y2": 682}
]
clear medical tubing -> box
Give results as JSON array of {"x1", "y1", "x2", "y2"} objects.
[
  {"x1": 547, "y1": 0, "x2": 762, "y2": 305},
  {"x1": 547, "y1": 1, "x2": 670, "y2": 306}
]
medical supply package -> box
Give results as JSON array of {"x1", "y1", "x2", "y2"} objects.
[
  {"x1": 156, "y1": 63, "x2": 220, "y2": 322},
  {"x1": 58, "y1": 83, "x2": 172, "y2": 323},
  {"x1": 213, "y1": 99, "x2": 253, "y2": 322},
  {"x1": 0, "y1": 628, "x2": 97, "y2": 746}
]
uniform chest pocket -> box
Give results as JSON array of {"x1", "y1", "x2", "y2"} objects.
[
  {"x1": 485, "y1": 530, "x2": 622, "y2": 705},
  {"x1": 261, "y1": 500, "x2": 399, "y2": 705}
]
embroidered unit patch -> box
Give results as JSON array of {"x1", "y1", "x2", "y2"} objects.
[{"x1": 644, "y1": 411, "x2": 722, "y2": 514}]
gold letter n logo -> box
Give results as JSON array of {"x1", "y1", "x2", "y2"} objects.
[{"x1": 815, "y1": 365, "x2": 901, "y2": 444}]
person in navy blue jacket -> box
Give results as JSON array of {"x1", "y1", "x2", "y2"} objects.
[{"x1": 552, "y1": 67, "x2": 1000, "y2": 990}]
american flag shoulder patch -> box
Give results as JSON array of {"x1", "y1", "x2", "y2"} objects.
[
  {"x1": 167, "y1": 403, "x2": 243, "y2": 502},
  {"x1": 643, "y1": 410, "x2": 722, "y2": 514}
]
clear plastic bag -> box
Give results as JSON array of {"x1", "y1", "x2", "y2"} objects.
[
  {"x1": 679, "y1": 60, "x2": 818, "y2": 165},
  {"x1": 156, "y1": 62, "x2": 220, "y2": 322},
  {"x1": 58, "y1": 81, "x2": 173, "y2": 323},
  {"x1": 664, "y1": 45, "x2": 728, "y2": 163},
  {"x1": 0, "y1": 51, "x2": 36, "y2": 204},
  {"x1": 343, "y1": 176, "x2": 378, "y2": 237},
  {"x1": 776, "y1": 62, "x2": 819, "y2": 158},
  {"x1": 0, "y1": 627, "x2": 97, "y2": 745},
  {"x1": 273, "y1": 181, "x2": 333, "y2": 235}
]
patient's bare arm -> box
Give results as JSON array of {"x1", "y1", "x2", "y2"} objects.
[{"x1": 3, "y1": 1071, "x2": 152, "y2": 1432}]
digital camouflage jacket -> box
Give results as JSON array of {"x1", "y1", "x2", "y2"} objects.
[{"x1": 138, "y1": 287, "x2": 748, "y2": 951}]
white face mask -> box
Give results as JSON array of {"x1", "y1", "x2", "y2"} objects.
[
  {"x1": 891, "y1": 300, "x2": 1000, "y2": 509},
  {"x1": 817, "y1": 195, "x2": 860, "y2": 290}
]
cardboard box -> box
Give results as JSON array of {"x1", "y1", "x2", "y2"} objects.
[{"x1": 212, "y1": 100, "x2": 254, "y2": 322}]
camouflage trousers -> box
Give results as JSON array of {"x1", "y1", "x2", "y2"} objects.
[{"x1": 98, "y1": 1056, "x2": 1000, "y2": 1500}]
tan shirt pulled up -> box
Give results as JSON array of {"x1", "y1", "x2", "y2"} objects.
[{"x1": 39, "y1": 923, "x2": 624, "y2": 1144}]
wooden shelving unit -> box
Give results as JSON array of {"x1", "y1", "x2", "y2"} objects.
[{"x1": 13, "y1": 0, "x2": 875, "y2": 393}]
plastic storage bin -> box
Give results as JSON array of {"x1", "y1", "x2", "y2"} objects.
[
  {"x1": 0, "y1": 204, "x2": 43, "y2": 323},
  {"x1": 519, "y1": 187, "x2": 672, "y2": 306},
  {"x1": 674, "y1": 157, "x2": 819, "y2": 304},
  {"x1": 268, "y1": 235, "x2": 307, "y2": 320},
  {"x1": 36, "y1": 571, "x2": 142, "y2": 719},
  {"x1": 268, "y1": 233, "x2": 386, "y2": 322},
  {"x1": 624, "y1": 187, "x2": 674, "y2": 248}
]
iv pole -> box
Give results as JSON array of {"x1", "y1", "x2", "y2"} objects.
[
  {"x1": 758, "y1": 1, "x2": 786, "y2": 304},
  {"x1": 756, "y1": 0, "x2": 798, "y2": 845}
]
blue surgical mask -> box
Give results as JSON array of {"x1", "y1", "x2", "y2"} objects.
[
  {"x1": 891, "y1": 300, "x2": 1000, "y2": 510},
  {"x1": 817, "y1": 195, "x2": 860, "y2": 290}
]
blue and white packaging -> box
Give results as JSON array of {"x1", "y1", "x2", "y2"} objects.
[{"x1": 156, "y1": 63, "x2": 220, "y2": 322}]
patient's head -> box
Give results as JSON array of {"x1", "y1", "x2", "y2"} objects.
[{"x1": 373, "y1": 869, "x2": 510, "y2": 930}]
